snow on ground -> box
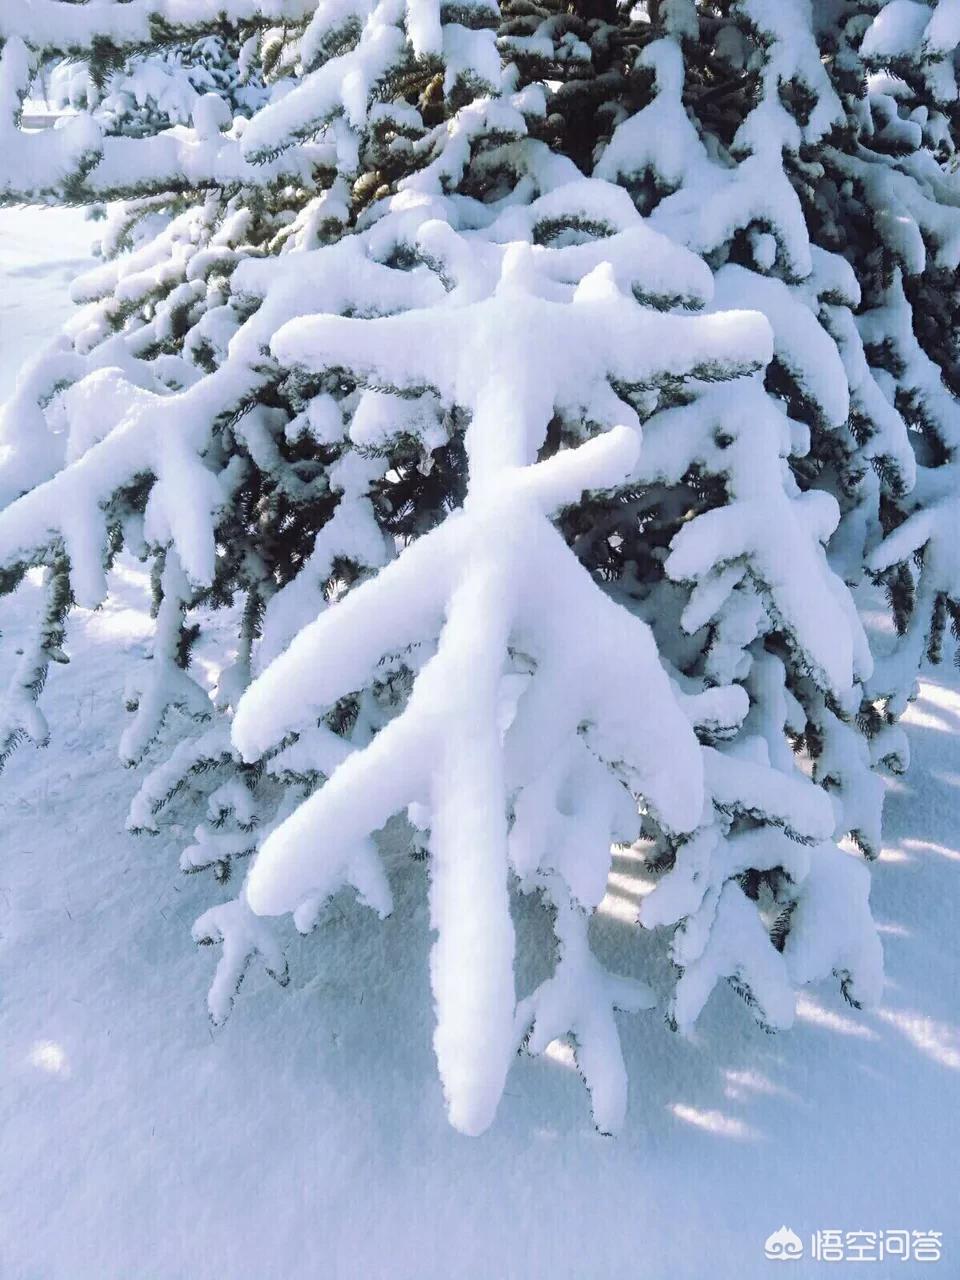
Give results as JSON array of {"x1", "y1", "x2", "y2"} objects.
[
  {"x1": 0, "y1": 212, "x2": 958, "y2": 1280},
  {"x1": 0, "y1": 206, "x2": 99, "y2": 402}
]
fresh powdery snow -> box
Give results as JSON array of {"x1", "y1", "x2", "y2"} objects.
[
  {"x1": 0, "y1": 211, "x2": 958, "y2": 1277},
  {"x1": 0, "y1": 207, "x2": 97, "y2": 402}
]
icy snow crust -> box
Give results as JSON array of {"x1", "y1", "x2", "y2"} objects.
[{"x1": 1, "y1": 0, "x2": 959, "y2": 1144}]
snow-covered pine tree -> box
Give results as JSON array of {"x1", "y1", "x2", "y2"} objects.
[
  {"x1": 47, "y1": 32, "x2": 268, "y2": 140},
  {"x1": 1, "y1": 0, "x2": 958, "y2": 1135}
]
